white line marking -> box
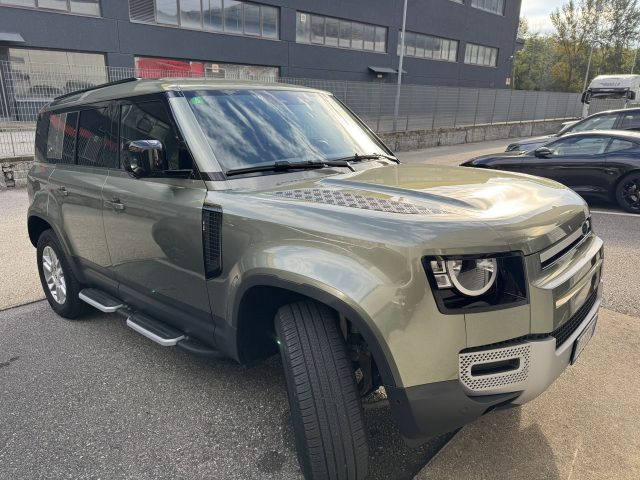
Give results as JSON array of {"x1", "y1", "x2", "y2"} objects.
[
  {"x1": 591, "y1": 210, "x2": 640, "y2": 218},
  {"x1": 567, "y1": 439, "x2": 582, "y2": 480}
]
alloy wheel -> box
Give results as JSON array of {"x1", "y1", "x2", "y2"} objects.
[
  {"x1": 621, "y1": 177, "x2": 640, "y2": 211},
  {"x1": 42, "y1": 245, "x2": 66, "y2": 304}
]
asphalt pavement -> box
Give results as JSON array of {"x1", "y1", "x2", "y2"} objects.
[
  {"x1": 1, "y1": 138, "x2": 639, "y2": 479},
  {"x1": 0, "y1": 301, "x2": 450, "y2": 480}
]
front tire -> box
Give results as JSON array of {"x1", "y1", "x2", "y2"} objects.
[
  {"x1": 36, "y1": 229, "x2": 87, "y2": 319},
  {"x1": 615, "y1": 172, "x2": 640, "y2": 213},
  {"x1": 275, "y1": 301, "x2": 369, "y2": 480}
]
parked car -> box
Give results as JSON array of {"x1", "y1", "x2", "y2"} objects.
[
  {"x1": 464, "y1": 130, "x2": 640, "y2": 213},
  {"x1": 28, "y1": 79, "x2": 603, "y2": 480},
  {"x1": 505, "y1": 107, "x2": 640, "y2": 152}
]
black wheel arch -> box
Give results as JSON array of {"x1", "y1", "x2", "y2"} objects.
[
  {"x1": 231, "y1": 275, "x2": 401, "y2": 389},
  {"x1": 28, "y1": 214, "x2": 86, "y2": 283},
  {"x1": 614, "y1": 168, "x2": 640, "y2": 190}
]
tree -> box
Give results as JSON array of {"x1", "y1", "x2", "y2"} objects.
[
  {"x1": 513, "y1": 1, "x2": 640, "y2": 92},
  {"x1": 597, "y1": 0, "x2": 640, "y2": 73},
  {"x1": 550, "y1": 0, "x2": 601, "y2": 92},
  {"x1": 513, "y1": 34, "x2": 558, "y2": 90}
]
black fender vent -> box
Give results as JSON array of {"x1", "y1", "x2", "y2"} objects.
[{"x1": 202, "y1": 207, "x2": 223, "y2": 278}]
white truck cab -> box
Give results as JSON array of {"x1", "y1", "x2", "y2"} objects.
[{"x1": 582, "y1": 74, "x2": 640, "y2": 117}]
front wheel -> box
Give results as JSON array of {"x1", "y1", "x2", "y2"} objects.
[
  {"x1": 615, "y1": 172, "x2": 640, "y2": 213},
  {"x1": 275, "y1": 301, "x2": 369, "y2": 480}
]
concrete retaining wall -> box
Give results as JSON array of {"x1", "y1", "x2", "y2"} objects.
[
  {"x1": 379, "y1": 118, "x2": 571, "y2": 152},
  {"x1": 0, "y1": 157, "x2": 32, "y2": 190},
  {"x1": 0, "y1": 118, "x2": 573, "y2": 189}
]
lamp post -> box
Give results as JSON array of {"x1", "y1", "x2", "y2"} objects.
[{"x1": 393, "y1": 0, "x2": 408, "y2": 132}]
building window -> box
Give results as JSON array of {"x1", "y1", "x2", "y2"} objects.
[
  {"x1": 398, "y1": 31, "x2": 458, "y2": 62},
  {"x1": 471, "y1": 0, "x2": 504, "y2": 15},
  {"x1": 135, "y1": 56, "x2": 279, "y2": 80},
  {"x1": 296, "y1": 12, "x2": 387, "y2": 53},
  {"x1": 464, "y1": 43, "x2": 498, "y2": 67},
  {"x1": 7, "y1": 48, "x2": 107, "y2": 99},
  {"x1": 128, "y1": 0, "x2": 278, "y2": 39},
  {"x1": 0, "y1": 0, "x2": 101, "y2": 16}
]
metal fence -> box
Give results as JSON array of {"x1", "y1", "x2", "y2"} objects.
[{"x1": 0, "y1": 60, "x2": 582, "y2": 158}]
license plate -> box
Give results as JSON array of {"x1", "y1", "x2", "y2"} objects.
[{"x1": 571, "y1": 316, "x2": 597, "y2": 364}]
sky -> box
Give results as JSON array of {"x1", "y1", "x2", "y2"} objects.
[{"x1": 521, "y1": 0, "x2": 565, "y2": 33}]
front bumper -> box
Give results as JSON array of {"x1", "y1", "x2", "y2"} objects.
[{"x1": 387, "y1": 286, "x2": 601, "y2": 444}]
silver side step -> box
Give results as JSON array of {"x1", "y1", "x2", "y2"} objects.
[
  {"x1": 78, "y1": 288, "x2": 221, "y2": 354},
  {"x1": 79, "y1": 288, "x2": 123, "y2": 312},
  {"x1": 126, "y1": 313, "x2": 185, "y2": 347}
]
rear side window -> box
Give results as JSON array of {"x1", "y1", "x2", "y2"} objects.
[
  {"x1": 606, "y1": 139, "x2": 636, "y2": 153},
  {"x1": 46, "y1": 111, "x2": 78, "y2": 164},
  {"x1": 77, "y1": 108, "x2": 118, "y2": 168},
  {"x1": 35, "y1": 113, "x2": 49, "y2": 163},
  {"x1": 620, "y1": 113, "x2": 640, "y2": 130}
]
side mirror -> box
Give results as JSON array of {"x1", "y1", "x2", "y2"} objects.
[
  {"x1": 123, "y1": 140, "x2": 165, "y2": 178},
  {"x1": 627, "y1": 91, "x2": 636, "y2": 101},
  {"x1": 534, "y1": 147, "x2": 553, "y2": 158},
  {"x1": 581, "y1": 91, "x2": 591, "y2": 104}
]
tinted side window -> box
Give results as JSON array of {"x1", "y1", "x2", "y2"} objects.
[
  {"x1": 35, "y1": 112, "x2": 49, "y2": 163},
  {"x1": 607, "y1": 139, "x2": 636, "y2": 153},
  {"x1": 619, "y1": 113, "x2": 640, "y2": 130},
  {"x1": 46, "y1": 111, "x2": 78, "y2": 164},
  {"x1": 570, "y1": 114, "x2": 618, "y2": 133},
  {"x1": 77, "y1": 108, "x2": 118, "y2": 168},
  {"x1": 551, "y1": 136, "x2": 609, "y2": 156},
  {"x1": 120, "y1": 100, "x2": 192, "y2": 171}
]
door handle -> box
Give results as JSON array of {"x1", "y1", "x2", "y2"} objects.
[{"x1": 58, "y1": 186, "x2": 69, "y2": 197}]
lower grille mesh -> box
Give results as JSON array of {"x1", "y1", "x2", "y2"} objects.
[{"x1": 459, "y1": 344, "x2": 530, "y2": 393}]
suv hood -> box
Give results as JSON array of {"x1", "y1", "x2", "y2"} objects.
[{"x1": 219, "y1": 164, "x2": 589, "y2": 256}]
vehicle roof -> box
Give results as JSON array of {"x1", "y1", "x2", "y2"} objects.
[
  {"x1": 587, "y1": 106, "x2": 640, "y2": 116},
  {"x1": 589, "y1": 74, "x2": 640, "y2": 89},
  {"x1": 46, "y1": 77, "x2": 328, "y2": 110},
  {"x1": 556, "y1": 129, "x2": 640, "y2": 142}
]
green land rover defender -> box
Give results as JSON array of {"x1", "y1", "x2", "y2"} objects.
[{"x1": 28, "y1": 79, "x2": 603, "y2": 480}]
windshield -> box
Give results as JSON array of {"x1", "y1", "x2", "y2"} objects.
[{"x1": 184, "y1": 89, "x2": 388, "y2": 171}]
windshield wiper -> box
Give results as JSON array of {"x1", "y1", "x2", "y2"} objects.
[
  {"x1": 329, "y1": 152, "x2": 400, "y2": 164},
  {"x1": 225, "y1": 160, "x2": 327, "y2": 177}
]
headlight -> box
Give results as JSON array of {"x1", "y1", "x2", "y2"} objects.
[
  {"x1": 447, "y1": 258, "x2": 497, "y2": 296},
  {"x1": 424, "y1": 253, "x2": 528, "y2": 314}
]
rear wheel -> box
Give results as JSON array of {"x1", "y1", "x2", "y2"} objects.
[
  {"x1": 36, "y1": 229, "x2": 87, "y2": 319},
  {"x1": 275, "y1": 300, "x2": 369, "y2": 480},
  {"x1": 615, "y1": 172, "x2": 640, "y2": 213}
]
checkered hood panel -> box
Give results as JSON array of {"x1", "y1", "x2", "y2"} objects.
[{"x1": 272, "y1": 189, "x2": 449, "y2": 215}]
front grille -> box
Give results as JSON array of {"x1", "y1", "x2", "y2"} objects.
[
  {"x1": 540, "y1": 218, "x2": 591, "y2": 269},
  {"x1": 463, "y1": 289, "x2": 599, "y2": 353},
  {"x1": 202, "y1": 207, "x2": 222, "y2": 278},
  {"x1": 552, "y1": 289, "x2": 598, "y2": 347}
]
